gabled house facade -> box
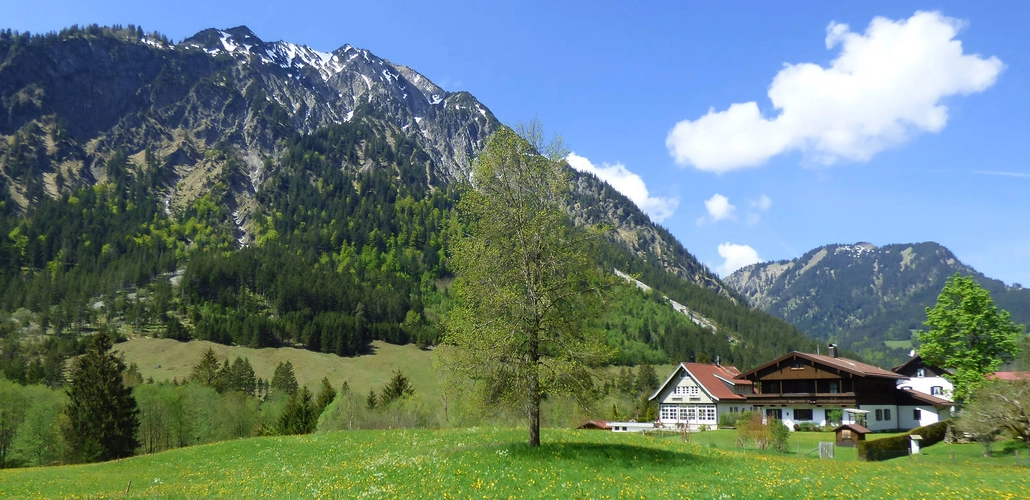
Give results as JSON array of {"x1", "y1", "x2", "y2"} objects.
[
  {"x1": 896, "y1": 389, "x2": 952, "y2": 428},
  {"x1": 892, "y1": 354, "x2": 953, "y2": 401},
  {"x1": 735, "y1": 346, "x2": 907, "y2": 432},
  {"x1": 649, "y1": 362, "x2": 753, "y2": 430}
]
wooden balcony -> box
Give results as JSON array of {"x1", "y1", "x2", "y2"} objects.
[{"x1": 746, "y1": 392, "x2": 857, "y2": 406}]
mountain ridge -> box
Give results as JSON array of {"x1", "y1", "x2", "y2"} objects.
[
  {"x1": 0, "y1": 24, "x2": 818, "y2": 379},
  {"x1": 726, "y1": 241, "x2": 1029, "y2": 364}
]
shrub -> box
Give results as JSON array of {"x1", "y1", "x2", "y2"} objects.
[
  {"x1": 857, "y1": 420, "x2": 951, "y2": 461},
  {"x1": 770, "y1": 419, "x2": 790, "y2": 451},
  {"x1": 720, "y1": 411, "x2": 746, "y2": 428},
  {"x1": 795, "y1": 422, "x2": 823, "y2": 432}
]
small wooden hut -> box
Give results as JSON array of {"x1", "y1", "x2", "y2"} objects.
[{"x1": 834, "y1": 423, "x2": 871, "y2": 447}]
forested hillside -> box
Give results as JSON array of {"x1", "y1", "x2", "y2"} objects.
[
  {"x1": 0, "y1": 24, "x2": 817, "y2": 387},
  {"x1": 727, "y1": 242, "x2": 1029, "y2": 365}
]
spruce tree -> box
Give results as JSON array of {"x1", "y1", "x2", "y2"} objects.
[
  {"x1": 63, "y1": 333, "x2": 139, "y2": 462},
  {"x1": 315, "y1": 377, "x2": 337, "y2": 414},
  {"x1": 380, "y1": 370, "x2": 415, "y2": 405},
  {"x1": 276, "y1": 387, "x2": 316, "y2": 435},
  {"x1": 270, "y1": 361, "x2": 299, "y2": 397},
  {"x1": 190, "y1": 348, "x2": 221, "y2": 387}
]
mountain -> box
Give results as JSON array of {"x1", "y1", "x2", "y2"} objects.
[
  {"x1": 0, "y1": 25, "x2": 814, "y2": 381},
  {"x1": 725, "y1": 241, "x2": 1030, "y2": 365}
]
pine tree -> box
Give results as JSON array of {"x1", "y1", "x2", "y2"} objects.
[
  {"x1": 366, "y1": 388, "x2": 378, "y2": 410},
  {"x1": 276, "y1": 387, "x2": 317, "y2": 435},
  {"x1": 63, "y1": 333, "x2": 139, "y2": 463},
  {"x1": 379, "y1": 370, "x2": 415, "y2": 405},
  {"x1": 315, "y1": 377, "x2": 337, "y2": 415},
  {"x1": 190, "y1": 348, "x2": 221, "y2": 387},
  {"x1": 270, "y1": 361, "x2": 299, "y2": 397},
  {"x1": 226, "y1": 357, "x2": 256, "y2": 396}
]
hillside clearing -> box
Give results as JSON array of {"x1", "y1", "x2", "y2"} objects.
[{"x1": 113, "y1": 338, "x2": 442, "y2": 405}]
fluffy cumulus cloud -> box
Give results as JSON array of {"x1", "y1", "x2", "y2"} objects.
[
  {"x1": 566, "y1": 152, "x2": 678, "y2": 222},
  {"x1": 697, "y1": 194, "x2": 736, "y2": 225},
  {"x1": 716, "y1": 242, "x2": 762, "y2": 277},
  {"x1": 666, "y1": 11, "x2": 1004, "y2": 172}
]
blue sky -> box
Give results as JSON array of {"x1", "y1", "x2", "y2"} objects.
[{"x1": 6, "y1": 1, "x2": 1029, "y2": 285}]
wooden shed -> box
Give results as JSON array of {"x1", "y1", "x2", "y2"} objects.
[
  {"x1": 833, "y1": 423, "x2": 870, "y2": 447},
  {"x1": 577, "y1": 420, "x2": 610, "y2": 430}
]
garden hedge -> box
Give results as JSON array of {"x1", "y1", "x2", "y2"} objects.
[{"x1": 856, "y1": 420, "x2": 950, "y2": 461}]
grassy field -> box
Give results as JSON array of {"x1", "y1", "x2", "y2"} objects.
[
  {"x1": 1, "y1": 427, "x2": 1026, "y2": 499},
  {"x1": 114, "y1": 338, "x2": 443, "y2": 406}
]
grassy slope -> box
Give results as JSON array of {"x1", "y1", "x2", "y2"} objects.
[
  {"x1": 114, "y1": 338, "x2": 443, "y2": 407},
  {"x1": 1, "y1": 428, "x2": 1026, "y2": 499}
]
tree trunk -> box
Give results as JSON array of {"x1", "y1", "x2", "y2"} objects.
[{"x1": 529, "y1": 334, "x2": 541, "y2": 448}]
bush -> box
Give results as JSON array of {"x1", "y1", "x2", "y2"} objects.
[
  {"x1": 857, "y1": 420, "x2": 951, "y2": 461},
  {"x1": 720, "y1": 411, "x2": 746, "y2": 428},
  {"x1": 794, "y1": 422, "x2": 823, "y2": 432},
  {"x1": 771, "y1": 419, "x2": 790, "y2": 451}
]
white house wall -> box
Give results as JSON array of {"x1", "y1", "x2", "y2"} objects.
[
  {"x1": 898, "y1": 405, "x2": 950, "y2": 429},
  {"x1": 859, "y1": 404, "x2": 899, "y2": 431},
  {"x1": 897, "y1": 376, "x2": 953, "y2": 401}
]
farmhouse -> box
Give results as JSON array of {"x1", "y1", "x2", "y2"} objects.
[
  {"x1": 892, "y1": 354, "x2": 953, "y2": 401},
  {"x1": 735, "y1": 345, "x2": 908, "y2": 432},
  {"x1": 649, "y1": 361, "x2": 753, "y2": 430}
]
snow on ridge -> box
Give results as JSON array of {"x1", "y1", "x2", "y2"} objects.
[
  {"x1": 258, "y1": 41, "x2": 346, "y2": 82},
  {"x1": 218, "y1": 31, "x2": 239, "y2": 52}
]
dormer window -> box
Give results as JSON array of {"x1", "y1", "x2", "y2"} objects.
[{"x1": 916, "y1": 368, "x2": 925, "y2": 378}]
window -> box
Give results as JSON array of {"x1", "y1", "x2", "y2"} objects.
[
  {"x1": 931, "y1": 386, "x2": 944, "y2": 396},
  {"x1": 660, "y1": 405, "x2": 677, "y2": 421},
  {"x1": 913, "y1": 409, "x2": 921, "y2": 420},
  {"x1": 916, "y1": 368, "x2": 925, "y2": 378},
  {"x1": 790, "y1": 361, "x2": 805, "y2": 370},
  {"x1": 794, "y1": 409, "x2": 813, "y2": 421},
  {"x1": 875, "y1": 409, "x2": 883, "y2": 421},
  {"x1": 884, "y1": 409, "x2": 891, "y2": 421},
  {"x1": 701, "y1": 405, "x2": 716, "y2": 421},
  {"x1": 828, "y1": 381, "x2": 839, "y2": 394},
  {"x1": 766, "y1": 409, "x2": 783, "y2": 420},
  {"x1": 680, "y1": 406, "x2": 696, "y2": 420},
  {"x1": 674, "y1": 386, "x2": 700, "y2": 396}
]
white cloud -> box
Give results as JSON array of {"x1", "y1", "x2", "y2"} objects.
[
  {"x1": 716, "y1": 242, "x2": 762, "y2": 277},
  {"x1": 747, "y1": 194, "x2": 773, "y2": 224},
  {"x1": 666, "y1": 11, "x2": 1004, "y2": 172},
  {"x1": 973, "y1": 170, "x2": 1030, "y2": 179},
  {"x1": 697, "y1": 193, "x2": 736, "y2": 225},
  {"x1": 753, "y1": 194, "x2": 773, "y2": 211},
  {"x1": 566, "y1": 152, "x2": 678, "y2": 222}
]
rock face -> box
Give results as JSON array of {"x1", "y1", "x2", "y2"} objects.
[
  {"x1": 726, "y1": 242, "x2": 1029, "y2": 359},
  {"x1": 0, "y1": 25, "x2": 727, "y2": 295}
]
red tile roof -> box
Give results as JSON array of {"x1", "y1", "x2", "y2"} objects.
[
  {"x1": 577, "y1": 420, "x2": 610, "y2": 430},
  {"x1": 988, "y1": 371, "x2": 1030, "y2": 381},
  {"x1": 681, "y1": 362, "x2": 751, "y2": 401}
]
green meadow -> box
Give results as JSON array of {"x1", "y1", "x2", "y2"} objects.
[{"x1": 2, "y1": 428, "x2": 1026, "y2": 499}]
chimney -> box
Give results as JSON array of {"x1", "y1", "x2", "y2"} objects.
[
  {"x1": 828, "y1": 343, "x2": 838, "y2": 358},
  {"x1": 715, "y1": 355, "x2": 721, "y2": 366}
]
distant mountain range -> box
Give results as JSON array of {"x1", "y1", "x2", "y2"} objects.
[{"x1": 725, "y1": 242, "x2": 1030, "y2": 365}]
